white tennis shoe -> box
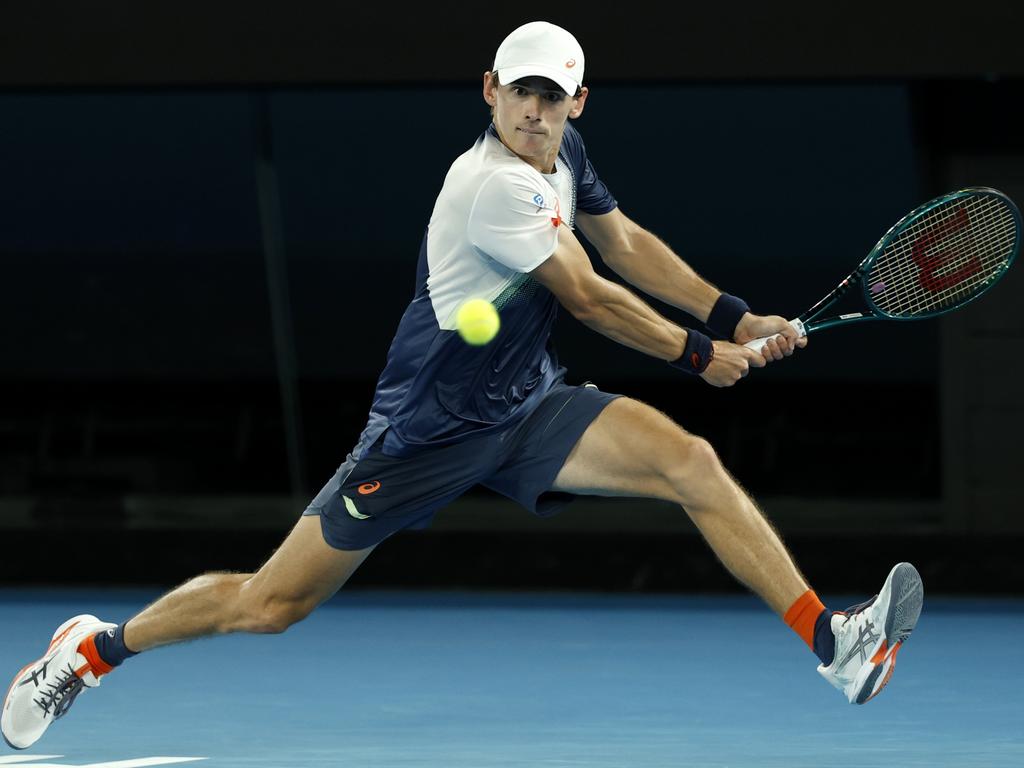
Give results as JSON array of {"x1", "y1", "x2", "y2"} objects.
[
  {"x1": 818, "y1": 562, "x2": 924, "y2": 704},
  {"x1": 2, "y1": 614, "x2": 117, "y2": 749}
]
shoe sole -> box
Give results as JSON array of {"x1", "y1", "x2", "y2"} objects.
[
  {"x1": 1, "y1": 615, "x2": 108, "y2": 750},
  {"x1": 852, "y1": 562, "x2": 924, "y2": 704}
]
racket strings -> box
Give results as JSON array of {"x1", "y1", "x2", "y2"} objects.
[
  {"x1": 879, "y1": 198, "x2": 1011, "y2": 309},
  {"x1": 869, "y1": 195, "x2": 1016, "y2": 317},
  {"x1": 875, "y1": 207, "x2": 1011, "y2": 314},
  {"x1": 883, "y1": 197, "x2": 1013, "y2": 310}
]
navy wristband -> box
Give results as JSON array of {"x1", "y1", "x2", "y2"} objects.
[
  {"x1": 668, "y1": 328, "x2": 714, "y2": 375},
  {"x1": 706, "y1": 293, "x2": 750, "y2": 340}
]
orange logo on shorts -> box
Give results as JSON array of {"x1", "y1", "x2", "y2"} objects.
[{"x1": 358, "y1": 480, "x2": 382, "y2": 495}]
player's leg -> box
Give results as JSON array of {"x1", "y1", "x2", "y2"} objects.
[
  {"x1": 552, "y1": 396, "x2": 807, "y2": 616},
  {"x1": 550, "y1": 395, "x2": 923, "y2": 704},
  {"x1": 2, "y1": 514, "x2": 372, "y2": 749},
  {"x1": 124, "y1": 514, "x2": 372, "y2": 650}
]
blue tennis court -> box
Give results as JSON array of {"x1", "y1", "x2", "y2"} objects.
[{"x1": 2, "y1": 588, "x2": 1021, "y2": 767}]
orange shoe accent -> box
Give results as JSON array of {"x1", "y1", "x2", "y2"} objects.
[
  {"x1": 46, "y1": 621, "x2": 82, "y2": 653},
  {"x1": 869, "y1": 640, "x2": 890, "y2": 665},
  {"x1": 783, "y1": 589, "x2": 827, "y2": 651},
  {"x1": 76, "y1": 634, "x2": 114, "y2": 677},
  {"x1": 863, "y1": 644, "x2": 901, "y2": 703}
]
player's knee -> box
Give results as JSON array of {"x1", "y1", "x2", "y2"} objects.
[
  {"x1": 237, "y1": 580, "x2": 317, "y2": 634},
  {"x1": 248, "y1": 594, "x2": 317, "y2": 634},
  {"x1": 240, "y1": 598, "x2": 302, "y2": 634},
  {"x1": 662, "y1": 435, "x2": 724, "y2": 501}
]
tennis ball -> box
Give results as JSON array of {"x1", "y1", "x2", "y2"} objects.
[{"x1": 455, "y1": 298, "x2": 500, "y2": 345}]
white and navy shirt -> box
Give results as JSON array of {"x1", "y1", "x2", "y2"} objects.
[{"x1": 356, "y1": 122, "x2": 617, "y2": 458}]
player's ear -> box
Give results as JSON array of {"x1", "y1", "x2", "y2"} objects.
[
  {"x1": 483, "y1": 71, "x2": 498, "y2": 107},
  {"x1": 568, "y1": 86, "x2": 588, "y2": 119}
]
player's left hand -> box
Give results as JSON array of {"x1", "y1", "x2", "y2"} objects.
[{"x1": 733, "y1": 313, "x2": 808, "y2": 362}]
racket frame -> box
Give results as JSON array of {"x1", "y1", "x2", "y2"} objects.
[{"x1": 800, "y1": 186, "x2": 1021, "y2": 334}]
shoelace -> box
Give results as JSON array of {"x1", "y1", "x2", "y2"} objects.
[
  {"x1": 33, "y1": 662, "x2": 86, "y2": 720},
  {"x1": 837, "y1": 594, "x2": 878, "y2": 623}
]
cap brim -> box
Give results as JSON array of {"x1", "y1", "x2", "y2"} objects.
[{"x1": 497, "y1": 65, "x2": 579, "y2": 95}]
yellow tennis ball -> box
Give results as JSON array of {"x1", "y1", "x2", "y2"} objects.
[{"x1": 455, "y1": 298, "x2": 500, "y2": 345}]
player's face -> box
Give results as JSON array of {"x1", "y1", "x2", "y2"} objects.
[{"x1": 484, "y1": 74, "x2": 587, "y2": 173}]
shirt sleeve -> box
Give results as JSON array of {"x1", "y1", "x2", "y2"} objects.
[
  {"x1": 560, "y1": 123, "x2": 617, "y2": 215},
  {"x1": 577, "y1": 156, "x2": 617, "y2": 215},
  {"x1": 467, "y1": 168, "x2": 561, "y2": 273}
]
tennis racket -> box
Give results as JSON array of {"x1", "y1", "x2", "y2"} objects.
[{"x1": 744, "y1": 186, "x2": 1020, "y2": 354}]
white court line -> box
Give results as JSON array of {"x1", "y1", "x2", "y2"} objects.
[{"x1": 0, "y1": 760, "x2": 205, "y2": 767}]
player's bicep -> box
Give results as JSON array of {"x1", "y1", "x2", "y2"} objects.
[
  {"x1": 530, "y1": 226, "x2": 606, "y2": 319},
  {"x1": 576, "y1": 208, "x2": 645, "y2": 271}
]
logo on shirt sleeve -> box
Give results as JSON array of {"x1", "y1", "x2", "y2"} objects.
[{"x1": 532, "y1": 192, "x2": 561, "y2": 227}]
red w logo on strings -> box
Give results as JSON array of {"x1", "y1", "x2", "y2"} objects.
[{"x1": 911, "y1": 206, "x2": 981, "y2": 293}]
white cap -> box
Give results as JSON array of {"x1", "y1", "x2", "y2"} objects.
[{"x1": 493, "y1": 21, "x2": 584, "y2": 95}]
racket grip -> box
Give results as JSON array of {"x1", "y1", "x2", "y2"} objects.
[{"x1": 743, "y1": 319, "x2": 806, "y2": 354}]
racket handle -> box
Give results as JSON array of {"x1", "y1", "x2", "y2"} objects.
[{"x1": 743, "y1": 319, "x2": 806, "y2": 354}]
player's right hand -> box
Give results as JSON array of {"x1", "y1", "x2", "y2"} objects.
[{"x1": 700, "y1": 341, "x2": 766, "y2": 387}]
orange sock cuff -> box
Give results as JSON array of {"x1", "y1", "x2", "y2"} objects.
[
  {"x1": 783, "y1": 589, "x2": 826, "y2": 650},
  {"x1": 77, "y1": 634, "x2": 115, "y2": 676}
]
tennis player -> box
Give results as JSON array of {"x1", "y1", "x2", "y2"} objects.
[{"x1": 2, "y1": 20, "x2": 923, "y2": 750}]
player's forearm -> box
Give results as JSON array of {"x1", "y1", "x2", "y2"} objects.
[
  {"x1": 574, "y1": 279, "x2": 687, "y2": 360},
  {"x1": 604, "y1": 229, "x2": 721, "y2": 322}
]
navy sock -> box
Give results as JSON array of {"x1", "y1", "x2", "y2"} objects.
[
  {"x1": 812, "y1": 609, "x2": 836, "y2": 666},
  {"x1": 92, "y1": 623, "x2": 140, "y2": 668}
]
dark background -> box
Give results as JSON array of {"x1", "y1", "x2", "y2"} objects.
[{"x1": 2, "y1": 2, "x2": 1022, "y2": 594}]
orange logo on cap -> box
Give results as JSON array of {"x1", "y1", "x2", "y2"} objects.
[
  {"x1": 358, "y1": 481, "x2": 381, "y2": 495},
  {"x1": 565, "y1": 59, "x2": 576, "y2": 68}
]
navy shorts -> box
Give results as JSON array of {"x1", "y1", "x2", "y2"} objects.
[{"x1": 303, "y1": 381, "x2": 621, "y2": 550}]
